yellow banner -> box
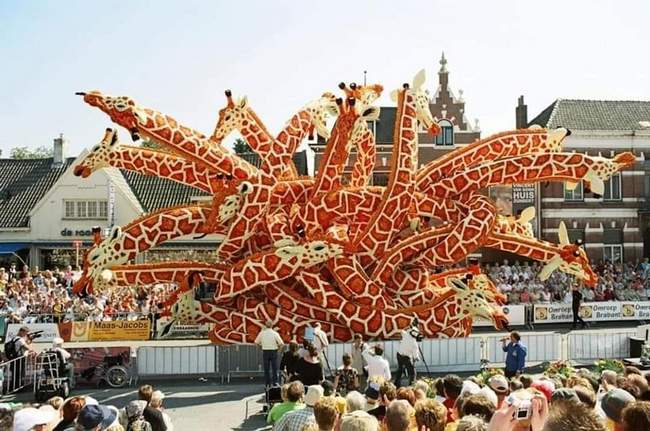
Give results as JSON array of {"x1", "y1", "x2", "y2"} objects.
[{"x1": 89, "y1": 320, "x2": 151, "y2": 341}]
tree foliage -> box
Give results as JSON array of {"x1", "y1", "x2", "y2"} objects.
[
  {"x1": 10, "y1": 145, "x2": 54, "y2": 159},
  {"x1": 233, "y1": 138, "x2": 252, "y2": 154}
]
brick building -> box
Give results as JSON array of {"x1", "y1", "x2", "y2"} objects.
[
  {"x1": 310, "y1": 53, "x2": 481, "y2": 185},
  {"x1": 524, "y1": 98, "x2": 650, "y2": 263}
]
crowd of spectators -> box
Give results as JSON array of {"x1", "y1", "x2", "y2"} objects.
[
  {"x1": 0, "y1": 264, "x2": 178, "y2": 324},
  {"x1": 0, "y1": 257, "x2": 648, "y2": 325},
  {"x1": 4, "y1": 383, "x2": 173, "y2": 431},
  {"x1": 486, "y1": 258, "x2": 650, "y2": 305},
  {"x1": 268, "y1": 349, "x2": 650, "y2": 431}
]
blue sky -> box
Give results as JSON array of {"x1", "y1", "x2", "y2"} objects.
[{"x1": 1, "y1": 0, "x2": 649, "y2": 156}]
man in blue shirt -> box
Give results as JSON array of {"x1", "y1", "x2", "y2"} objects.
[{"x1": 501, "y1": 331, "x2": 527, "y2": 378}]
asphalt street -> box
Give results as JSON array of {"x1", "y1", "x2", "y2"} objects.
[{"x1": 4, "y1": 380, "x2": 270, "y2": 430}]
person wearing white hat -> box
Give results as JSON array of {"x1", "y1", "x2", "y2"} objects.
[
  {"x1": 13, "y1": 405, "x2": 58, "y2": 431},
  {"x1": 150, "y1": 390, "x2": 173, "y2": 431},
  {"x1": 274, "y1": 384, "x2": 324, "y2": 431}
]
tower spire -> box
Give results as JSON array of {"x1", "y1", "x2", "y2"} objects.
[{"x1": 439, "y1": 51, "x2": 448, "y2": 73}]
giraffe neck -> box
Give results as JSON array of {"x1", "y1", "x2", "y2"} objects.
[
  {"x1": 484, "y1": 232, "x2": 560, "y2": 262},
  {"x1": 110, "y1": 146, "x2": 220, "y2": 194},
  {"x1": 353, "y1": 90, "x2": 418, "y2": 262},
  {"x1": 137, "y1": 108, "x2": 259, "y2": 181}
]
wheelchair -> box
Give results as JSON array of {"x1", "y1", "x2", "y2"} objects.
[{"x1": 33, "y1": 351, "x2": 71, "y2": 402}]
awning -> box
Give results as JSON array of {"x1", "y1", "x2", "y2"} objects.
[{"x1": 0, "y1": 243, "x2": 29, "y2": 254}]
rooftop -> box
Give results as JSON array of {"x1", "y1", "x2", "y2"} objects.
[
  {"x1": 0, "y1": 157, "x2": 76, "y2": 228},
  {"x1": 529, "y1": 99, "x2": 650, "y2": 131}
]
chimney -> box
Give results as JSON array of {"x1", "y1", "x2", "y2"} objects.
[
  {"x1": 516, "y1": 96, "x2": 528, "y2": 129},
  {"x1": 53, "y1": 133, "x2": 66, "y2": 168}
]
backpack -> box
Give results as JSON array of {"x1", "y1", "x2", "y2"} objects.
[{"x1": 4, "y1": 336, "x2": 19, "y2": 360}]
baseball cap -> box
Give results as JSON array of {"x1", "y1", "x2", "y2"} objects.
[
  {"x1": 305, "y1": 385, "x2": 324, "y2": 406},
  {"x1": 488, "y1": 375, "x2": 509, "y2": 394},
  {"x1": 365, "y1": 382, "x2": 380, "y2": 401},
  {"x1": 530, "y1": 380, "x2": 555, "y2": 402},
  {"x1": 13, "y1": 406, "x2": 58, "y2": 431},
  {"x1": 551, "y1": 387, "x2": 579, "y2": 403},
  {"x1": 77, "y1": 404, "x2": 118, "y2": 430},
  {"x1": 601, "y1": 388, "x2": 635, "y2": 422}
]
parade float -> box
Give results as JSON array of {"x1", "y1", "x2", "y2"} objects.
[{"x1": 71, "y1": 70, "x2": 634, "y2": 344}]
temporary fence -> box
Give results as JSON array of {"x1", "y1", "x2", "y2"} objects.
[{"x1": 0, "y1": 328, "x2": 644, "y2": 392}]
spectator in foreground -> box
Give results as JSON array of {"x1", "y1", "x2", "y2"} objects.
[
  {"x1": 149, "y1": 391, "x2": 172, "y2": 431},
  {"x1": 274, "y1": 384, "x2": 324, "y2": 431},
  {"x1": 345, "y1": 391, "x2": 366, "y2": 413},
  {"x1": 268, "y1": 383, "x2": 299, "y2": 424},
  {"x1": 384, "y1": 400, "x2": 412, "y2": 431},
  {"x1": 125, "y1": 400, "x2": 151, "y2": 431},
  {"x1": 53, "y1": 396, "x2": 86, "y2": 431},
  {"x1": 13, "y1": 405, "x2": 58, "y2": 431},
  {"x1": 621, "y1": 401, "x2": 650, "y2": 431},
  {"x1": 368, "y1": 381, "x2": 397, "y2": 421},
  {"x1": 601, "y1": 388, "x2": 635, "y2": 431},
  {"x1": 542, "y1": 400, "x2": 605, "y2": 431},
  {"x1": 414, "y1": 398, "x2": 447, "y2": 431},
  {"x1": 442, "y1": 374, "x2": 463, "y2": 423},
  {"x1": 340, "y1": 410, "x2": 378, "y2": 431},
  {"x1": 313, "y1": 397, "x2": 339, "y2": 431},
  {"x1": 488, "y1": 375, "x2": 510, "y2": 408},
  {"x1": 457, "y1": 414, "x2": 487, "y2": 431},
  {"x1": 75, "y1": 404, "x2": 118, "y2": 431},
  {"x1": 501, "y1": 332, "x2": 527, "y2": 378},
  {"x1": 138, "y1": 385, "x2": 167, "y2": 431}
]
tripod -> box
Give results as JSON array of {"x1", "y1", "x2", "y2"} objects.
[{"x1": 418, "y1": 344, "x2": 431, "y2": 375}]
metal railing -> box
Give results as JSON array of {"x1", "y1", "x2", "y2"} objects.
[{"x1": 0, "y1": 354, "x2": 37, "y2": 394}]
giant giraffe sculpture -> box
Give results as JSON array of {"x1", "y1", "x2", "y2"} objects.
[{"x1": 73, "y1": 68, "x2": 636, "y2": 343}]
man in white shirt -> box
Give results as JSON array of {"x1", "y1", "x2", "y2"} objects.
[
  {"x1": 52, "y1": 337, "x2": 75, "y2": 388},
  {"x1": 394, "y1": 320, "x2": 420, "y2": 388},
  {"x1": 311, "y1": 323, "x2": 329, "y2": 355},
  {"x1": 254, "y1": 320, "x2": 284, "y2": 387},
  {"x1": 363, "y1": 344, "x2": 391, "y2": 383}
]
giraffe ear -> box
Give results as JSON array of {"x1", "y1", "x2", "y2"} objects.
[
  {"x1": 412, "y1": 69, "x2": 426, "y2": 89},
  {"x1": 390, "y1": 90, "x2": 399, "y2": 102},
  {"x1": 237, "y1": 96, "x2": 248, "y2": 109},
  {"x1": 449, "y1": 278, "x2": 467, "y2": 291},
  {"x1": 109, "y1": 226, "x2": 121, "y2": 241},
  {"x1": 361, "y1": 106, "x2": 381, "y2": 121},
  {"x1": 558, "y1": 221, "x2": 569, "y2": 246},
  {"x1": 539, "y1": 255, "x2": 563, "y2": 281},
  {"x1": 518, "y1": 206, "x2": 536, "y2": 224}
]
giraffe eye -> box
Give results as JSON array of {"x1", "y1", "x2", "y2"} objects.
[{"x1": 313, "y1": 244, "x2": 326, "y2": 252}]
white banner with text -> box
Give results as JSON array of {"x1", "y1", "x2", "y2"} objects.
[{"x1": 533, "y1": 302, "x2": 650, "y2": 324}]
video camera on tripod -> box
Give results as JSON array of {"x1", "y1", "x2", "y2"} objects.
[
  {"x1": 27, "y1": 330, "x2": 44, "y2": 341},
  {"x1": 409, "y1": 318, "x2": 424, "y2": 342}
]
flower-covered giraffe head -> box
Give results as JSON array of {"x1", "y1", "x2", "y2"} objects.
[
  {"x1": 304, "y1": 92, "x2": 339, "y2": 140},
  {"x1": 539, "y1": 221, "x2": 598, "y2": 286},
  {"x1": 390, "y1": 70, "x2": 440, "y2": 136},
  {"x1": 565, "y1": 151, "x2": 636, "y2": 197},
  {"x1": 448, "y1": 277, "x2": 509, "y2": 331},
  {"x1": 76, "y1": 91, "x2": 142, "y2": 140},
  {"x1": 494, "y1": 206, "x2": 536, "y2": 238},
  {"x1": 273, "y1": 237, "x2": 344, "y2": 267},
  {"x1": 73, "y1": 128, "x2": 120, "y2": 178},
  {"x1": 218, "y1": 181, "x2": 254, "y2": 223},
  {"x1": 211, "y1": 90, "x2": 253, "y2": 142},
  {"x1": 73, "y1": 226, "x2": 130, "y2": 295}
]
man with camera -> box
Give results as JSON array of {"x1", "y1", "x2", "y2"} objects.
[
  {"x1": 5, "y1": 326, "x2": 36, "y2": 390},
  {"x1": 394, "y1": 318, "x2": 422, "y2": 388}
]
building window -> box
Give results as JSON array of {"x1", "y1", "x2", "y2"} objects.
[
  {"x1": 99, "y1": 201, "x2": 108, "y2": 218},
  {"x1": 435, "y1": 120, "x2": 454, "y2": 146},
  {"x1": 63, "y1": 200, "x2": 108, "y2": 219},
  {"x1": 65, "y1": 201, "x2": 75, "y2": 218},
  {"x1": 564, "y1": 181, "x2": 584, "y2": 201},
  {"x1": 603, "y1": 244, "x2": 623, "y2": 264},
  {"x1": 603, "y1": 173, "x2": 622, "y2": 201}
]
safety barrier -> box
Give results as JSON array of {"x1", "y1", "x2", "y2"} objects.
[
  {"x1": 137, "y1": 345, "x2": 217, "y2": 376},
  {"x1": 568, "y1": 329, "x2": 637, "y2": 361},
  {"x1": 0, "y1": 354, "x2": 37, "y2": 394}
]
